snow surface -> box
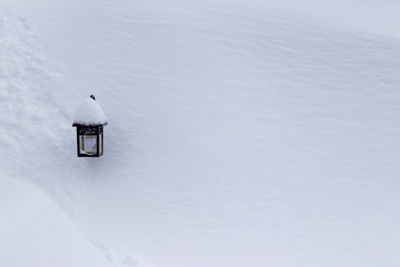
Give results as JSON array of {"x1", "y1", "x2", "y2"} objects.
[
  {"x1": 1, "y1": 0, "x2": 400, "y2": 267},
  {"x1": 0, "y1": 178, "x2": 115, "y2": 267},
  {"x1": 73, "y1": 96, "x2": 108, "y2": 126}
]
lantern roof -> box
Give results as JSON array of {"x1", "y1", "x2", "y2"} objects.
[{"x1": 72, "y1": 95, "x2": 108, "y2": 127}]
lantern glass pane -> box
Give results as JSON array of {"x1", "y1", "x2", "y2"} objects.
[{"x1": 79, "y1": 135, "x2": 97, "y2": 155}]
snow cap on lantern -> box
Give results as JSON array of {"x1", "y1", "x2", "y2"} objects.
[{"x1": 72, "y1": 95, "x2": 108, "y2": 127}]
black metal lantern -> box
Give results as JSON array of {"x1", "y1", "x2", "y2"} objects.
[
  {"x1": 72, "y1": 95, "x2": 108, "y2": 157},
  {"x1": 73, "y1": 123, "x2": 107, "y2": 157}
]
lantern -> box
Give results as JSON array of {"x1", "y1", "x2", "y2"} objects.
[{"x1": 72, "y1": 95, "x2": 108, "y2": 157}]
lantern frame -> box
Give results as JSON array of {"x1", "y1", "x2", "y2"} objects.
[{"x1": 73, "y1": 123, "x2": 106, "y2": 157}]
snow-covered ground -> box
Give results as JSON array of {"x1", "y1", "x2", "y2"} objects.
[
  {"x1": 1, "y1": 0, "x2": 400, "y2": 266},
  {"x1": 0, "y1": 178, "x2": 116, "y2": 267}
]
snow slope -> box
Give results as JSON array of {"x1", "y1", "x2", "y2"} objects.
[
  {"x1": 1, "y1": 1, "x2": 400, "y2": 266},
  {"x1": 0, "y1": 178, "x2": 115, "y2": 267}
]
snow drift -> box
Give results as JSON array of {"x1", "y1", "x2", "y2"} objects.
[
  {"x1": 0, "y1": 178, "x2": 115, "y2": 267},
  {"x1": 1, "y1": 0, "x2": 400, "y2": 266}
]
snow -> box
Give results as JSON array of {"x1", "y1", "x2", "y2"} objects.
[
  {"x1": 0, "y1": 178, "x2": 115, "y2": 267},
  {"x1": 73, "y1": 96, "x2": 108, "y2": 126},
  {"x1": 1, "y1": 0, "x2": 400, "y2": 267}
]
